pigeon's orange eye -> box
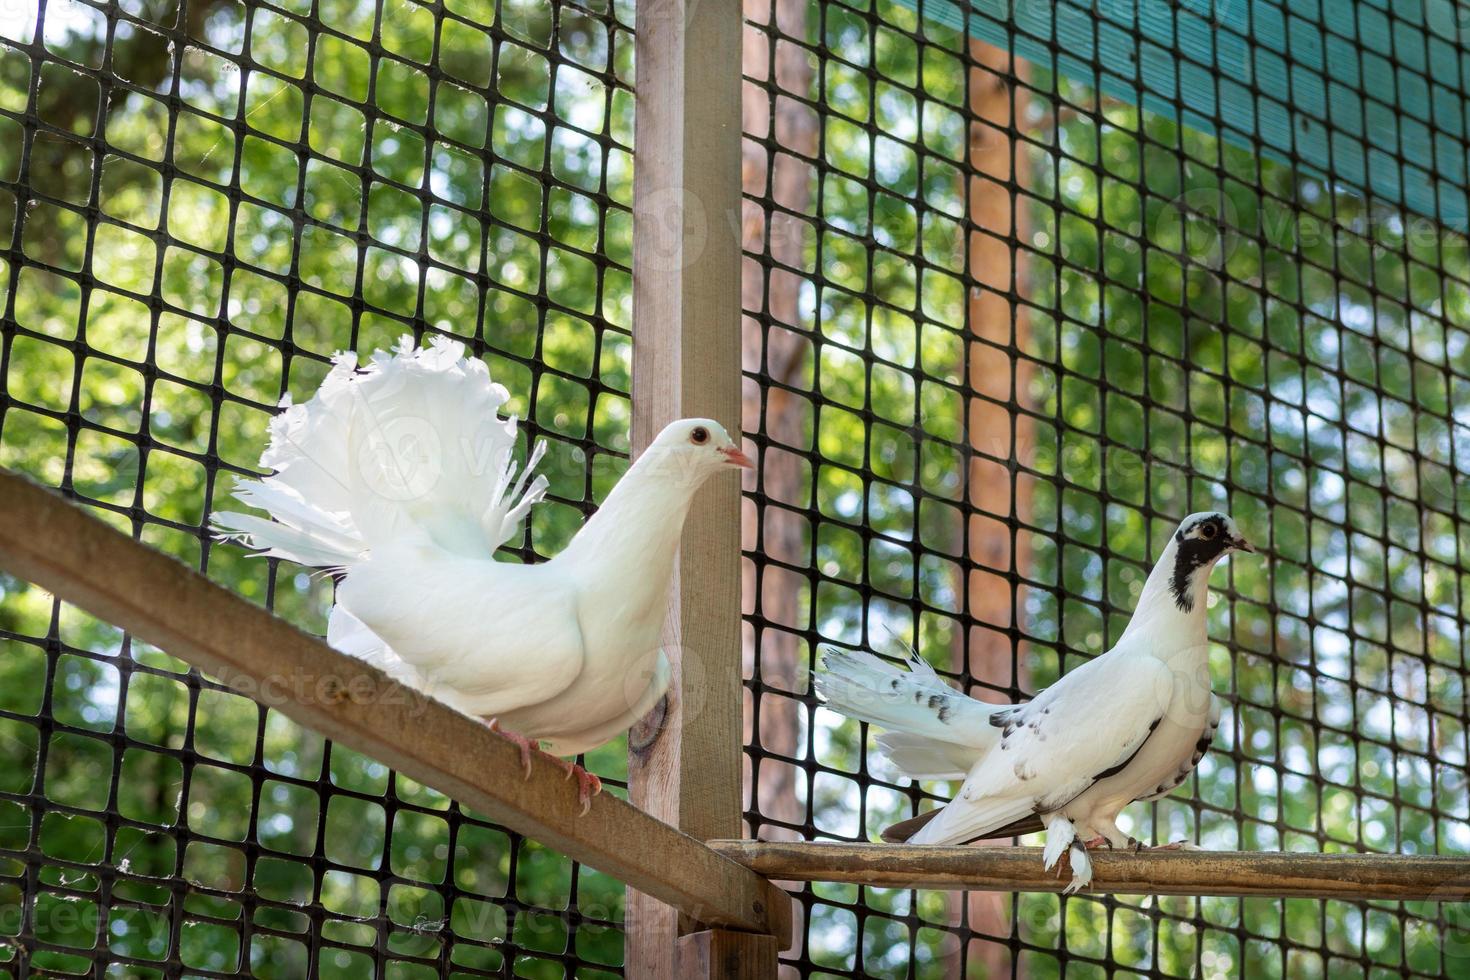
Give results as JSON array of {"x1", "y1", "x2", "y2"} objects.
[
  {"x1": 1200, "y1": 524, "x2": 1218, "y2": 540},
  {"x1": 690, "y1": 426, "x2": 709, "y2": 445}
]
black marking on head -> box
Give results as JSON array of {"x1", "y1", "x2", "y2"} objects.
[{"x1": 1169, "y1": 514, "x2": 1233, "y2": 611}]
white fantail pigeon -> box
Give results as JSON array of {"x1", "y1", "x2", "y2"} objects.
[
  {"x1": 816, "y1": 512, "x2": 1255, "y2": 893},
  {"x1": 213, "y1": 335, "x2": 752, "y2": 808}
]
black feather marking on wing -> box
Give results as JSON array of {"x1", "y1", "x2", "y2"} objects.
[{"x1": 1092, "y1": 716, "x2": 1161, "y2": 780}]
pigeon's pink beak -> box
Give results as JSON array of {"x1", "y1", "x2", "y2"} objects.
[{"x1": 720, "y1": 446, "x2": 755, "y2": 469}]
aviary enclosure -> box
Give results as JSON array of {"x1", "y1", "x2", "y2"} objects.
[{"x1": 0, "y1": 0, "x2": 1468, "y2": 976}]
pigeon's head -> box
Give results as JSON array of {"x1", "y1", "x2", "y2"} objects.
[
  {"x1": 649, "y1": 418, "x2": 753, "y2": 477},
  {"x1": 1168, "y1": 511, "x2": 1255, "y2": 611}
]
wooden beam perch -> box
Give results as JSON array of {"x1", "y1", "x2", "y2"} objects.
[
  {"x1": 708, "y1": 840, "x2": 1470, "y2": 903},
  {"x1": 0, "y1": 470, "x2": 791, "y2": 945}
]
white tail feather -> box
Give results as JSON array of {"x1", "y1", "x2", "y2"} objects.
[
  {"x1": 815, "y1": 649, "x2": 1001, "y2": 762},
  {"x1": 212, "y1": 335, "x2": 545, "y2": 569},
  {"x1": 874, "y1": 732, "x2": 981, "y2": 781}
]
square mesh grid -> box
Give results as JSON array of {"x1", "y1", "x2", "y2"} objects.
[
  {"x1": 0, "y1": 0, "x2": 635, "y2": 974},
  {"x1": 739, "y1": 0, "x2": 1470, "y2": 976}
]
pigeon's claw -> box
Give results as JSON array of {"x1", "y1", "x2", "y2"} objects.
[
  {"x1": 487, "y1": 719, "x2": 535, "y2": 779},
  {"x1": 546, "y1": 756, "x2": 603, "y2": 815},
  {"x1": 573, "y1": 768, "x2": 602, "y2": 816}
]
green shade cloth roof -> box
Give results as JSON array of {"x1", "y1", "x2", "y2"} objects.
[{"x1": 904, "y1": 0, "x2": 1469, "y2": 228}]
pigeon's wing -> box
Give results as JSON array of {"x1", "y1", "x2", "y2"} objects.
[
  {"x1": 905, "y1": 654, "x2": 1176, "y2": 845},
  {"x1": 534, "y1": 649, "x2": 672, "y2": 757},
  {"x1": 1141, "y1": 692, "x2": 1222, "y2": 801},
  {"x1": 336, "y1": 549, "x2": 586, "y2": 718}
]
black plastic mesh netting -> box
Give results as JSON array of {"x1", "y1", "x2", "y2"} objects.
[
  {"x1": 739, "y1": 0, "x2": 1470, "y2": 977},
  {"x1": 0, "y1": 0, "x2": 635, "y2": 975}
]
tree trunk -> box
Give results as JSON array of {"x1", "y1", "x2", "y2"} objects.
[
  {"x1": 945, "y1": 39, "x2": 1034, "y2": 979},
  {"x1": 740, "y1": 0, "x2": 812, "y2": 845}
]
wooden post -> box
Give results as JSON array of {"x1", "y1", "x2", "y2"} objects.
[
  {"x1": 630, "y1": 0, "x2": 753, "y2": 976},
  {"x1": 678, "y1": 929, "x2": 780, "y2": 979}
]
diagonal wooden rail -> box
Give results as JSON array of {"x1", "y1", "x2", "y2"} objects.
[
  {"x1": 708, "y1": 841, "x2": 1470, "y2": 903},
  {"x1": 0, "y1": 470, "x2": 791, "y2": 945}
]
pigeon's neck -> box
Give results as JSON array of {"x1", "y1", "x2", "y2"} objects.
[
  {"x1": 1121, "y1": 539, "x2": 1214, "y2": 648},
  {"x1": 554, "y1": 448, "x2": 702, "y2": 582}
]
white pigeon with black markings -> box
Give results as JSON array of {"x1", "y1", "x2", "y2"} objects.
[{"x1": 816, "y1": 512, "x2": 1253, "y2": 893}]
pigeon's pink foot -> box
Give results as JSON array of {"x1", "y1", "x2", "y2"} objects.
[
  {"x1": 547, "y1": 756, "x2": 603, "y2": 815},
  {"x1": 487, "y1": 719, "x2": 535, "y2": 779},
  {"x1": 1148, "y1": 840, "x2": 1199, "y2": 851}
]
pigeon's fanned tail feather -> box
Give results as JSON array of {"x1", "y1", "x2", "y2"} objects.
[
  {"x1": 211, "y1": 510, "x2": 355, "y2": 570},
  {"x1": 211, "y1": 335, "x2": 545, "y2": 568}
]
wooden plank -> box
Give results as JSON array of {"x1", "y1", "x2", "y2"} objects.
[
  {"x1": 629, "y1": 0, "x2": 747, "y2": 972},
  {"x1": 708, "y1": 840, "x2": 1470, "y2": 903},
  {"x1": 677, "y1": 929, "x2": 780, "y2": 979},
  {"x1": 0, "y1": 470, "x2": 790, "y2": 940}
]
